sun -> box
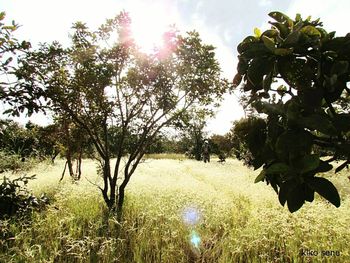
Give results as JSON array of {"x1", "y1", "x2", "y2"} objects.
[{"x1": 128, "y1": 2, "x2": 178, "y2": 53}]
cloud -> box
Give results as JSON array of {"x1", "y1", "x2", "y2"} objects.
[
  {"x1": 287, "y1": 0, "x2": 350, "y2": 35},
  {"x1": 259, "y1": 0, "x2": 272, "y2": 7}
]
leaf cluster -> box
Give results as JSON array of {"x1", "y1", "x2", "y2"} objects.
[
  {"x1": 0, "y1": 175, "x2": 49, "y2": 219},
  {"x1": 233, "y1": 12, "x2": 350, "y2": 212}
]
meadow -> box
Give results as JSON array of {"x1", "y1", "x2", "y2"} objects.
[{"x1": 1, "y1": 156, "x2": 349, "y2": 263}]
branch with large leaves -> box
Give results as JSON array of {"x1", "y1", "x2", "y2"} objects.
[{"x1": 233, "y1": 11, "x2": 350, "y2": 212}]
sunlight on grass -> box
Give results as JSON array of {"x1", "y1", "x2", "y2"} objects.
[{"x1": 1, "y1": 158, "x2": 349, "y2": 262}]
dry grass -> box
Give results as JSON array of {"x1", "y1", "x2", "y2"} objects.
[{"x1": 1, "y1": 157, "x2": 349, "y2": 262}]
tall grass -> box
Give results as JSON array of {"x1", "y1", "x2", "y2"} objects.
[
  {"x1": 0, "y1": 158, "x2": 349, "y2": 262},
  {"x1": 143, "y1": 153, "x2": 186, "y2": 160}
]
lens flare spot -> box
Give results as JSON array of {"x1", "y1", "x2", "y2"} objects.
[
  {"x1": 182, "y1": 207, "x2": 201, "y2": 226},
  {"x1": 190, "y1": 231, "x2": 201, "y2": 248}
]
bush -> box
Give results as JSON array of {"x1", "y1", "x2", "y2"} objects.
[
  {"x1": 0, "y1": 175, "x2": 49, "y2": 219},
  {"x1": 0, "y1": 151, "x2": 36, "y2": 173}
]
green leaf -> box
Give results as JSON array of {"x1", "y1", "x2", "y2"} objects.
[
  {"x1": 263, "y1": 72, "x2": 272, "y2": 92},
  {"x1": 0, "y1": 12, "x2": 5, "y2": 21},
  {"x1": 314, "y1": 161, "x2": 333, "y2": 173},
  {"x1": 293, "y1": 154, "x2": 320, "y2": 174},
  {"x1": 300, "y1": 26, "x2": 321, "y2": 37},
  {"x1": 277, "y1": 58, "x2": 308, "y2": 88},
  {"x1": 269, "y1": 11, "x2": 293, "y2": 26},
  {"x1": 262, "y1": 29, "x2": 279, "y2": 38},
  {"x1": 247, "y1": 58, "x2": 274, "y2": 89},
  {"x1": 277, "y1": 85, "x2": 287, "y2": 96},
  {"x1": 276, "y1": 130, "x2": 313, "y2": 161},
  {"x1": 237, "y1": 59, "x2": 249, "y2": 75},
  {"x1": 265, "y1": 162, "x2": 290, "y2": 174},
  {"x1": 269, "y1": 22, "x2": 289, "y2": 38},
  {"x1": 331, "y1": 61, "x2": 349, "y2": 76},
  {"x1": 278, "y1": 180, "x2": 295, "y2": 206},
  {"x1": 304, "y1": 184, "x2": 315, "y2": 202},
  {"x1": 237, "y1": 36, "x2": 258, "y2": 54},
  {"x1": 283, "y1": 31, "x2": 301, "y2": 46},
  {"x1": 307, "y1": 177, "x2": 340, "y2": 207},
  {"x1": 232, "y1": 74, "x2": 242, "y2": 88},
  {"x1": 286, "y1": 98, "x2": 301, "y2": 121},
  {"x1": 287, "y1": 184, "x2": 305, "y2": 213},
  {"x1": 261, "y1": 36, "x2": 275, "y2": 52},
  {"x1": 334, "y1": 114, "x2": 350, "y2": 132},
  {"x1": 335, "y1": 161, "x2": 349, "y2": 173},
  {"x1": 317, "y1": 27, "x2": 330, "y2": 41},
  {"x1": 254, "y1": 27, "x2": 261, "y2": 38},
  {"x1": 242, "y1": 43, "x2": 270, "y2": 58},
  {"x1": 274, "y1": 48, "x2": 293, "y2": 56},
  {"x1": 301, "y1": 113, "x2": 337, "y2": 136},
  {"x1": 254, "y1": 170, "x2": 265, "y2": 183},
  {"x1": 329, "y1": 31, "x2": 336, "y2": 39},
  {"x1": 256, "y1": 101, "x2": 284, "y2": 115},
  {"x1": 2, "y1": 25, "x2": 16, "y2": 31}
]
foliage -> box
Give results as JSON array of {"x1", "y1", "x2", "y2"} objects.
[
  {"x1": 11, "y1": 12, "x2": 228, "y2": 214},
  {"x1": 177, "y1": 108, "x2": 211, "y2": 160},
  {"x1": 0, "y1": 151, "x2": 35, "y2": 173},
  {"x1": 229, "y1": 117, "x2": 265, "y2": 167},
  {"x1": 209, "y1": 134, "x2": 233, "y2": 157},
  {"x1": 0, "y1": 118, "x2": 94, "y2": 177},
  {"x1": 0, "y1": 174, "x2": 48, "y2": 219},
  {"x1": 0, "y1": 12, "x2": 36, "y2": 116},
  {"x1": 0, "y1": 119, "x2": 38, "y2": 157},
  {"x1": 233, "y1": 11, "x2": 350, "y2": 212}
]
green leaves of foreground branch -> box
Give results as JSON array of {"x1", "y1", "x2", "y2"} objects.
[{"x1": 233, "y1": 11, "x2": 350, "y2": 212}]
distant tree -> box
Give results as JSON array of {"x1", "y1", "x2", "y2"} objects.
[
  {"x1": 177, "y1": 108, "x2": 211, "y2": 160},
  {"x1": 0, "y1": 119, "x2": 38, "y2": 157},
  {"x1": 233, "y1": 11, "x2": 350, "y2": 212},
  {"x1": 36, "y1": 123, "x2": 61, "y2": 162},
  {"x1": 13, "y1": 12, "x2": 229, "y2": 218},
  {"x1": 56, "y1": 116, "x2": 92, "y2": 181},
  {"x1": 229, "y1": 117, "x2": 266, "y2": 167},
  {"x1": 209, "y1": 134, "x2": 232, "y2": 157}
]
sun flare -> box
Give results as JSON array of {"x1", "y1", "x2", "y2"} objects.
[{"x1": 129, "y1": 2, "x2": 178, "y2": 53}]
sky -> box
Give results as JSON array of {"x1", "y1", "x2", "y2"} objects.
[{"x1": 1, "y1": 0, "x2": 350, "y2": 134}]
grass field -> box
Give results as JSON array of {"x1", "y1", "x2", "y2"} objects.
[{"x1": 1, "y1": 156, "x2": 349, "y2": 262}]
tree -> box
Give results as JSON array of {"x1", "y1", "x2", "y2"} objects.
[
  {"x1": 56, "y1": 116, "x2": 93, "y2": 181},
  {"x1": 0, "y1": 12, "x2": 36, "y2": 116},
  {"x1": 233, "y1": 11, "x2": 350, "y2": 212},
  {"x1": 229, "y1": 117, "x2": 266, "y2": 166},
  {"x1": 14, "y1": 12, "x2": 229, "y2": 217},
  {"x1": 35, "y1": 123, "x2": 61, "y2": 163},
  {"x1": 177, "y1": 108, "x2": 210, "y2": 160},
  {"x1": 0, "y1": 119, "x2": 38, "y2": 157},
  {"x1": 209, "y1": 134, "x2": 233, "y2": 157}
]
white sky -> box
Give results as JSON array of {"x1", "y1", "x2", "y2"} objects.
[{"x1": 1, "y1": 0, "x2": 350, "y2": 134}]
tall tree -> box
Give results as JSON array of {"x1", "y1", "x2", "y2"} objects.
[
  {"x1": 177, "y1": 108, "x2": 211, "y2": 161},
  {"x1": 233, "y1": 12, "x2": 350, "y2": 212},
  {"x1": 14, "y1": 12, "x2": 229, "y2": 217}
]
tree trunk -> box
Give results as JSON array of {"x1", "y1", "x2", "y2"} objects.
[
  {"x1": 77, "y1": 148, "x2": 82, "y2": 180},
  {"x1": 66, "y1": 150, "x2": 74, "y2": 179},
  {"x1": 101, "y1": 157, "x2": 116, "y2": 210},
  {"x1": 60, "y1": 160, "x2": 68, "y2": 181},
  {"x1": 117, "y1": 185, "x2": 125, "y2": 222},
  {"x1": 51, "y1": 150, "x2": 59, "y2": 164},
  {"x1": 62, "y1": 118, "x2": 75, "y2": 179}
]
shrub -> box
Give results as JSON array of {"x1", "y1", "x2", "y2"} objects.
[{"x1": 0, "y1": 175, "x2": 49, "y2": 219}]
